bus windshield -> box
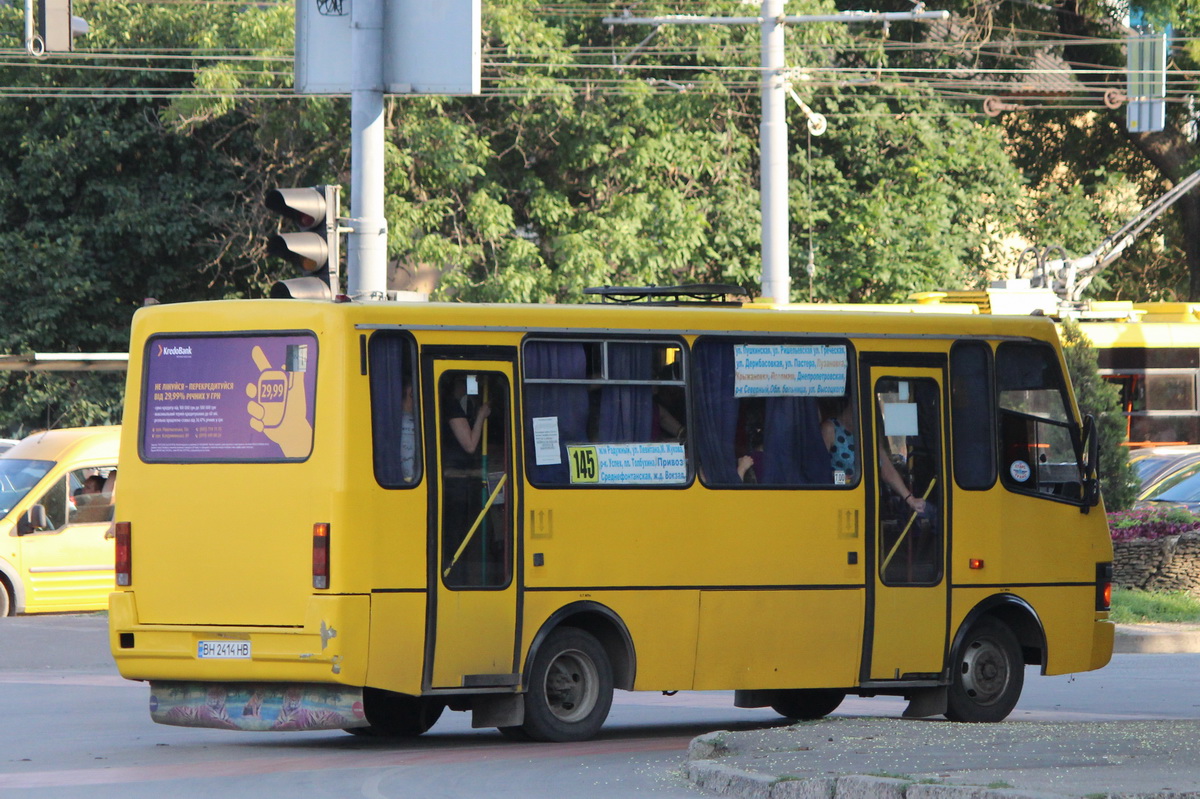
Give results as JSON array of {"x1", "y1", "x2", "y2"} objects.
[{"x1": 0, "y1": 459, "x2": 54, "y2": 517}]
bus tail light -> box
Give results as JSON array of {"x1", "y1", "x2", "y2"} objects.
[
  {"x1": 115, "y1": 522, "x2": 132, "y2": 586},
  {"x1": 1096, "y1": 562, "x2": 1113, "y2": 611},
  {"x1": 313, "y1": 523, "x2": 330, "y2": 589}
]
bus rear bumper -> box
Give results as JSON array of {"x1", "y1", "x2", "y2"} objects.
[
  {"x1": 108, "y1": 591, "x2": 371, "y2": 686},
  {"x1": 149, "y1": 680, "x2": 367, "y2": 731}
]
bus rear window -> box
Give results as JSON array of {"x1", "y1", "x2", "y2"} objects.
[{"x1": 140, "y1": 333, "x2": 318, "y2": 462}]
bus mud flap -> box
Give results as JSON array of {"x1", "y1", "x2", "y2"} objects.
[
  {"x1": 902, "y1": 686, "x2": 947, "y2": 718},
  {"x1": 149, "y1": 681, "x2": 367, "y2": 731},
  {"x1": 472, "y1": 693, "x2": 524, "y2": 728}
]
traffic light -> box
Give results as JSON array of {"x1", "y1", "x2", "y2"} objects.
[{"x1": 265, "y1": 184, "x2": 341, "y2": 300}]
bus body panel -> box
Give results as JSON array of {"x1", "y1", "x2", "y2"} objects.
[
  {"x1": 365, "y1": 592, "x2": 427, "y2": 695},
  {"x1": 520, "y1": 590, "x2": 700, "y2": 690},
  {"x1": 693, "y1": 589, "x2": 864, "y2": 690}
]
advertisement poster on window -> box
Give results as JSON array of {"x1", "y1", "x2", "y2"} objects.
[{"x1": 142, "y1": 334, "x2": 318, "y2": 461}]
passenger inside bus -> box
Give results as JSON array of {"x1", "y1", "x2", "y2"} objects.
[
  {"x1": 875, "y1": 382, "x2": 940, "y2": 584},
  {"x1": 440, "y1": 373, "x2": 510, "y2": 588}
]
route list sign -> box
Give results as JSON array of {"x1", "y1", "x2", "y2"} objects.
[
  {"x1": 733, "y1": 344, "x2": 847, "y2": 397},
  {"x1": 142, "y1": 334, "x2": 318, "y2": 462}
]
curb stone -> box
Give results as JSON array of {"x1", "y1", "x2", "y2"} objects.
[
  {"x1": 681, "y1": 755, "x2": 1068, "y2": 799},
  {"x1": 684, "y1": 761, "x2": 775, "y2": 799},
  {"x1": 684, "y1": 742, "x2": 1071, "y2": 799}
]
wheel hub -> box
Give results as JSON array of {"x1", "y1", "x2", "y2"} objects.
[
  {"x1": 544, "y1": 649, "x2": 599, "y2": 722},
  {"x1": 960, "y1": 637, "x2": 1009, "y2": 705}
]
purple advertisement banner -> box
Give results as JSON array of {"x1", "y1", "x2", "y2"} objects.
[{"x1": 142, "y1": 334, "x2": 318, "y2": 461}]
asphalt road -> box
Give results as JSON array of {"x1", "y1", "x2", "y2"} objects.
[{"x1": 3, "y1": 614, "x2": 1198, "y2": 799}]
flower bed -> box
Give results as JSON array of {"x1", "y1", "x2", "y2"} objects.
[
  {"x1": 1110, "y1": 508, "x2": 1200, "y2": 595},
  {"x1": 1109, "y1": 507, "x2": 1200, "y2": 542}
]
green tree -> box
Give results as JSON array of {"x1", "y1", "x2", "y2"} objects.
[
  {"x1": 0, "y1": 1, "x2": 304, "y2": 434},
  {"x1": 1060, "y1": 319, "x2": 1139, "y2": 511},
  {"x1": 871, "y1": 0, "x2": 1200, "y2": 300}
]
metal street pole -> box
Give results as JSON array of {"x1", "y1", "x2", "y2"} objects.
[
  {"x1": 349, "y1": 0, "x2": 389, "y2": 300},
  {"x1": 760, "y1": 0, "x2": 789, "y2": 304}
]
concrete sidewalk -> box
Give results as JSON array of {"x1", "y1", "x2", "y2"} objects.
[{"x1": 681, "y1": 624, "x2": 1200, "y2": 799}]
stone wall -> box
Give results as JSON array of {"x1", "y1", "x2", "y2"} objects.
[{"x1": 1114, "y1": 531, "x2": 1200, "y2": 595}]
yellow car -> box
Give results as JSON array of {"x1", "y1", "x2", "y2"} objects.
[{"x1": 0, "y1": 427, "x2": 120, "y2": 615}]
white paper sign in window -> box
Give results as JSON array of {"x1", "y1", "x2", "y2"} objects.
[
  {"x1": 532, "y1": 416, "x2": 562, "y2": 466},
  {"x1": 733, "y1": 344, "x2": 847, "y2": 397},
  {"x1": 883, "y1": 402, "x2": 920, "y2": 438}
]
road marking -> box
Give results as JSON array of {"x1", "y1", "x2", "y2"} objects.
[
  {"x1": 0, "y1": 672, "x2": 133, "y2": 688},
  {"x1": 2, "y1": 737, "x2": 690, "y2": 788}
]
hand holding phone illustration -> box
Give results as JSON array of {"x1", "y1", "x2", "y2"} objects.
[{"x1": 246, "y1": 345, "x2": 313, "y2": 458}]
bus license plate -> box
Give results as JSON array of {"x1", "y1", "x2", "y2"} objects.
[{"x1": 197, "y1": 640, "x2": 251, "y2": 659}]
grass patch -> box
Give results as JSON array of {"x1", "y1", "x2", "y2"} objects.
[{"x1": 1111, "y1": 587, "x2": 1200, "y2": 623}]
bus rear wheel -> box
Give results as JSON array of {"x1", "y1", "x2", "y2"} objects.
[
  {"x1": 512, "y1": 627, "x2": 613, "y2": 742},
  {"x1": 347, "y1": 688, "x2": 444, "y2": 737},
  {"x1": 770, "y1": 689, "x2": 846, "y2": 720},
  {"x1": 945, "y1": 618, "x2": 1024, "y2": 723}
]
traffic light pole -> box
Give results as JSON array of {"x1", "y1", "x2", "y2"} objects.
[{"x1": 349, "y1": 0, "x2": 389, "y2": 300}]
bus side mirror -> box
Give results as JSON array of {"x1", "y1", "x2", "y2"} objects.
[
  {"x1": 17, "y1": 504, "x2": 48, "y2": 535},
  {"x1": 1080, "y1": 415, "x2": 1101, "y2": 511}
]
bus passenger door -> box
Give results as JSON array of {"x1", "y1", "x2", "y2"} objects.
[
  {"x1": 427, "y1": 357, "x2": 520, "y2": 691},
  {"x1": 864, "y1": 363, "x2": 949, "y2": 683}
]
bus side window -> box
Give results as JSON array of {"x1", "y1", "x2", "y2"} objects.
[
  {"x1": 368, "y1": 331, "x2": 421, "y2": 488},
  {"x1": 996, "y1": 343, "x2": 1083, "y2": 501},
  {"x1": 692, "y1": 337, "x2": 842, "y2": 487},
  {"x1": 523, "y1": 338, "x2": 687, "y2": 488},
  {"x1": 950, "y1": 341, "x2": 996, "y2": 490}
]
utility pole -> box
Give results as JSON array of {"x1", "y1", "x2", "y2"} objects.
[
  {"x1": 349, "y1": 0, "x2": 388, "y2": 300},
  {"x1": 604, "y1": 3, "x2": 948, "y2": 305}
]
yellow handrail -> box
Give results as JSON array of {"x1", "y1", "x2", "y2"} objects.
[
  {"x1": 880, "y1": 478, "x2": 937, "y2": 574},
  {"x1": 444, "y1": 473, "x2": 507, "y2": 578}
]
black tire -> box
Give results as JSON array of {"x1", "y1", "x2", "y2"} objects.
[
  {"x1": 770, "y1": 689, "x2": 846, "y2": 721},
  {"x1": 0, "y1": 580, "x2": 10, "y2": 617},
  {"x1": 516, "y1": 627, "x2": 613, "y2": 742},
  {"x1": 945, "y1": 618, "x2": 1024, "y2": 723},
  {"x1": 346, "y1": 688, "x2": 444, "y2": 737}
]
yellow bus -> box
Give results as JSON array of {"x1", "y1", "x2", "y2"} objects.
[
  {"x1": 108, "y1": 295, "x2": 1113, "y2": 741},
  {"x1": 0, "y1": 426, "x2": 119, "y2": 615}
]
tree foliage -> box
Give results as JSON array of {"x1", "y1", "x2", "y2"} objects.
[
  {"x1": 1061, "y1": 319, "x2": 1140, "y2": 511},
  {"x1": 0, "y1": 0, "x2": 1178, "y2": 432}
]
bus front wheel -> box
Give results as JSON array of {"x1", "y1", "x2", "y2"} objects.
[
  {"x1": 347, "y1": 688, "x2": 444, "y2": 737},
  {"x1": 513, "y1": 627, "x2": 613, "y2": 742},
  {"x1": 945, "y1": 618, "x2": 1023, "y2": 723},
  {"x1": 770, "y1": 689, "x2": 846, "y2": 720}
]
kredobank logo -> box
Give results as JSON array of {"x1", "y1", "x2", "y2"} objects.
[{"x1": 156, "y1": 344, "x2": 193, "y2": 357}]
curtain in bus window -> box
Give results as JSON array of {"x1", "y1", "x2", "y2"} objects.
[
  {"x1": 692, "y1": 340, "x2": 740, "y2": 484},
  {"x1": 761, "y1": 397, "x2": 832, "y2": 485},
  {"x1": 598, "y1": 343, "x2": 653, "y2": 442},
  {"x1": 369, "y1": 333, "x2": 419, "y2": 488},
  {"x1": 950, "y1": 341, "x2": 996, "y2": 490},
  {"x1": 524, "y1": 341, "x2": 589, "y2": 485}
]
